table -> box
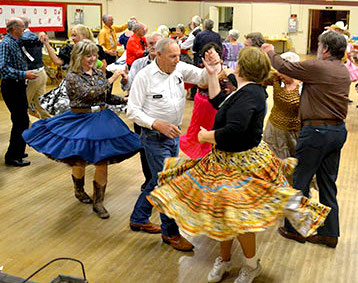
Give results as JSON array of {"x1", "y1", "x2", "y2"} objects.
[{"x1": 264, "y1": 37, "x2": 288, "y2": 54}]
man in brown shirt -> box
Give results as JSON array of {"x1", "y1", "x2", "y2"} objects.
[{"x1": 262, "y1": 31, "x2": 350, "y2": 248}]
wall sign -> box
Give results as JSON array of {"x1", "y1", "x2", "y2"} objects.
[{"x1": 0, "y1": 1, "x2": 66, "y2": 33}]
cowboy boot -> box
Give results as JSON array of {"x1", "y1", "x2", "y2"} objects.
[
  {"x1": 72, "y1": 175, "x2": 92, "y2": 204},
  {"x1": 93, "y1": 181, "x2": 110, "y2": 219}
]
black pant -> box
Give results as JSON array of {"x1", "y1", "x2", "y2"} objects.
[
  {"x1": 284, "y1": 123, "x2": 347, "y2": 237},
  {"x1": 134, "y1": 123, "x2": 152, "y2": 189},
  {"x1": 1, "y1": 79, "x2": 29, "y2": 161}
]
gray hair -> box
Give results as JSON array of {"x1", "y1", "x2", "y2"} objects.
[
  {"x1": 318, "y1": 31, "x2": 347, "y2": 60},
  {"x1": 204, "y1": 19, "x2": 214, "y2": 31},
  {"x1": 155, "y1": 38, "x2": 177, "y2": 53},
  {"x1": 192, "y1": 15, "x2": 201, "y2": 27},
  {"x1": 133, "y1": 23, "x2": 144, "y2": 32},
  {"x1": 6, "y1": 18, "x2": 22, "y2": 33},
  {"x1": 102, "y1": 14, "x2": 110, "y2": 23},
  {"x1": 245, "y1": 32, "x2": 265, "y2": 47},
  {"x1": 228, "y1": 29, "x2": 239, "y2": 41},
  {"x1": 19, "y1": 16, "x2": 30, "y2": 28},
  {"x1": 128, "y1": 19, "x2": 136, "y2": 31},
  {"x1": 176, "y1": 24, "x2": 185, "y2": 33},
  {"x1": 149, "y1": 32, "x2": 163, "y2": 40}
]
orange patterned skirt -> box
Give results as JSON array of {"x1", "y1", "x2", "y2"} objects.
[{"x1": 147, "y1": 141, "x2": 330, "y2": 241}]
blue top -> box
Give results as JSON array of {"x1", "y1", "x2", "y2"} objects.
[
  {"x1": 118, "y1": 33, "x2": 130, "y2": 49},
  {"x1": 192, "y1": 30, "x2": 222, "y2": 64},
  {"x1": 0, "y1": 34, "x2": 27, "y2": 79},
  {"x1": 19, "y1": 30, "x2": 43, "y2": 70}
]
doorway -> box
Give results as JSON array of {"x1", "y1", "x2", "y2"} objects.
[
  {"x1": 218, "y1": 7, "x2": 233, "y2": 39},
  {"x1": 308, "y1": 9, "x2": 349, "y2": 54}
]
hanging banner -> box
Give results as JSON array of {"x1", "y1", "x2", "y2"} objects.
[{"x1": 0, "y1": 1, "x2": 66, "y2": 33}]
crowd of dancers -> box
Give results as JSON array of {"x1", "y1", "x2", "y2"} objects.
[{"x1": 0, "y1": 14, "x2": 352, "y2": 283}]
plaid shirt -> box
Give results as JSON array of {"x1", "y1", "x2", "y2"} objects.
[{"x1": 0, "y1": 34, "x2": 27, "y2": 79}]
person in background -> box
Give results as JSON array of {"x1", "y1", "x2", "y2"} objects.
[
  {"x1": 121, "y1": 32, "x2": 164, "y2": 192},
  {"x1": 173, "y1": 24, "x2": 192, "y2": 64},
  {"x1": 126, "y1": 22, "x2": 148, "y2": 69},
  {"x1": 18, "y1": 16, "x2": 51, "y2": 119},
  {"x1": 0, "y1": 17, "x2": 38, "y2": 167},
  {"x1": 222, "y1": 29, "x2": 244, "y2": 70},
  {"x1": 193, "y1": 19, "x2": 222, "y2": 66},
  {"x1": 147, "y1": 46, "x2": 330, "y2": 283},
  {"x1": 180, "y1": 15, "x2": 202, "y2": 100},
  {"x1": 118, "y1": 19, "x2": 136, "y2": 49},
  {"x1": 43, "y1": 24, "x2": 106, "y2": 71},
  {"x1": 262, "y1": 31, "x2": 349, "y2": 248},
  {"x1": 23, "y1": 40, "x2": 140, "y2": 219},
  {"x1": 98, "y1": 14, "x2": 133, "y2": 68},
  {"x1": 244, "y1": 32, "x2": 265, "y2": 47}
]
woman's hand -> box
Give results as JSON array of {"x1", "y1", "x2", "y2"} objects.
[
  {"x1": 202, "y1": 48, "x2": 221, "y2": 75},
  {"x1": 198, "y1": 126, "x2": 208, "y2": 144},
  {"x1": 198, "y1": 126, "x2": 216, "y2": 144}
]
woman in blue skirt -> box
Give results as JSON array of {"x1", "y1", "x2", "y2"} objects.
[{"x1": 23, "y1": 40, "x2": 141, "y2": 219}]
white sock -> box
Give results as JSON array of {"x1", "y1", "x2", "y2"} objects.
[{"x1": 245, "y1": 255, "x2": 258, "y2": 269}]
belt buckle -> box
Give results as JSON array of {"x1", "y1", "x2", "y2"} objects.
[{"x1": 91, "y1": 106, "x2": 101, "y2": 112}]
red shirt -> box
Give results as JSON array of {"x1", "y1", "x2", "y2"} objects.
[{"x1": 126, "y1": 34, "x2": 147, "y2": 66}]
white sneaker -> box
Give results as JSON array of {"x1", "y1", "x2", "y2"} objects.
[
  {"x1": 207, "y1": 256, "x2": 232, "y2": 283},
  {"x1": 234, "y1": 260, "x2": 262, "y2": 283}
]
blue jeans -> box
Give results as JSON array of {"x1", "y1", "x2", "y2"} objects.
[
  {"x1": 130, "y1": 128, "x2": 180, "y2": 237},
  {"x1": 284, "y1": 123, "x2": 347, "y2": 237}
]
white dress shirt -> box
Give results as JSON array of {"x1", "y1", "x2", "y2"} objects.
[
  {"x1": 122, "y1": 55, "x2": 152, "y2": 91},
  {"x1": 180, "y1": 26, "x2": 201, "y2": 51},
  {"x1": 127, "y1": 60, "x2": 207, "y2": 129}
]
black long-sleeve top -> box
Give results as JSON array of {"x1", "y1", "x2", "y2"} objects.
[{"x1": 209, "y1": 83, "x2": 267, "y2": 152}]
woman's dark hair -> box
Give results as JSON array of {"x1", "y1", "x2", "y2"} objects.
[{"x1": 201, "y1": 42, "x2": 223, "y2": 59}]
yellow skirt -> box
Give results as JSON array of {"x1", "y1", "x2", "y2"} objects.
[{"x1": 148, "y1": 141, "x2": 330, "y2": 241}]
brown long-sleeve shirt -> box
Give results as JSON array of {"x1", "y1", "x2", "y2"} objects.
[{"x1": 268, "y1": 50, "x2": 350, "y2": 122}]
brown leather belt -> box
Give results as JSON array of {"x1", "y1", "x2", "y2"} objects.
[
  {"x1": 302, "y1": 119, "x2": 343, "y2": 126},
  {"x1": 71, "y1": 106, "x2": 105, "y2": 113}
]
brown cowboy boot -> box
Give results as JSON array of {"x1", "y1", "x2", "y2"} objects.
[
  {"x1": 93, "y1": 181, "x2": 110, "y2": 219},
  {"x1": 72, "y1": 175, "x2": 92, "y2": 204}
]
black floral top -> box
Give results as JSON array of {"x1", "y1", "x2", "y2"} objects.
[{"x1": 66, "y1": 68, "x2": 124, "y2": 108}]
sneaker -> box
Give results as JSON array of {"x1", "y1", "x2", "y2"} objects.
[
  {"x1": 207, "y1": 256, "x2": 232, "y2": 283},
  {"x1": 234, "y1": 260, "x2": 262, "y2": 283}
]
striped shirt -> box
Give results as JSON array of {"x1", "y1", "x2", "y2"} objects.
[{"x1": 0, "y1": 34, "x2": 27, "y2": 79}]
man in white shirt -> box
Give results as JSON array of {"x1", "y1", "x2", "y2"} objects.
[{"x1": 127, "y1": 38, "x2": 220, "y2": 251}]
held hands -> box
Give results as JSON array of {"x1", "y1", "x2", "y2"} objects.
[
  {"x1": 202, "y1": 48, "x2": 221, "y2": 75},
  {"x1": 261, "y1": 43, "x2": 275, "y2": 53},
  {"x1": 152, "y1": 120, "x2": 182, "y2": 139},
  {"x1": 26, "y1": 70, "x2": 39, "y2": 80}
]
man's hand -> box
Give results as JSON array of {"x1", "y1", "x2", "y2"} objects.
[
  {"x1": 152, "y1": 120, "x2": 182, "y2": 139},
  {"x1": 26, "y1": 71, "x2": 39, "y2": 80},
  {"x1": 261, "y1": 43, "x2": 275, "y2": 53}
]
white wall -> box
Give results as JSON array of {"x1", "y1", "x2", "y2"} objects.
[
  {"x1": 30, "y1": 0, "x2": 358, "y2": 54},
  {"x1": 200, "y1": 1, "x2": 358, "y2": 54}
]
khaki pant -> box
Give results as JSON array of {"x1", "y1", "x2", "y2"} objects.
[{"x1": 26, "y1": 69, "x2": 51, "y2": 119}]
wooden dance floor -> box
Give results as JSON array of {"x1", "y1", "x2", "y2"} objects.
[{"x1": 0, "y1": 81, "x2": 357, "y2": 282}]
